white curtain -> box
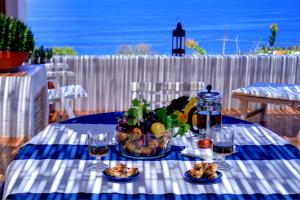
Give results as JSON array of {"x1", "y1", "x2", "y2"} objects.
[{"x1": 52, "y1": 55, "x2": 300, "y2": 113}]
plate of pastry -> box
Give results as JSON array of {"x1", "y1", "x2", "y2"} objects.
[
  {"x1": 184, "y1": 162, "x2": 222, "y2": 184},
  {"x1": 103, "y1": 164, "x2": 139, "y2": 182}
]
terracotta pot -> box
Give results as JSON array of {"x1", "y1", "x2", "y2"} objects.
[{"x1": 0, "y1": 51, "x2": 29, "y2": 71}]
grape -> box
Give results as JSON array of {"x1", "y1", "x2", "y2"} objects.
[
  {"x1": 119, "y1": 118, "x2": 128, "y2": 126},
  {"x1": 116, "y1": 125, "x2": 123, "y2": 131},
  {"x1": 146, "y1": 111, "x2": 158, "y2": 124},
  {"x1": 143, "y1": 120, "x2": 151, "y2": 132}
]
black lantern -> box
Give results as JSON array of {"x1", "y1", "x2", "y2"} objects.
[
  {"x1": 172, "y1": 22, "x2": 186, "y2": 56},
  {"x1": 0, "y1": 0, "x2": 5, "y2": 14}
]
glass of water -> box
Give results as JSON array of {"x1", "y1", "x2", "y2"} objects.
[{"x1": 212, "y1": 127, "x2": 234, "y2": 170}]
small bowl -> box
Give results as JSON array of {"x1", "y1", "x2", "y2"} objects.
[
  {"x1": 184, "y1": 171, "x2": 222, "y2": 184},
  {"x1": 103, "y1": 170, "x2": 140, "y2": 182}
]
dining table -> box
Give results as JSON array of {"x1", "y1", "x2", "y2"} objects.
[{"x1": 2, "y1": 112, "x2": 300, "y2": 199}]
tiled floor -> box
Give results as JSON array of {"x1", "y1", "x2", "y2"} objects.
[
  {"x1": 0, "y1": 108, "x2": 299, "y2": 186},
  {"x1": 0, "y1": 137, "x2": 28, "y2": 190},
  {"x1": 223, "y1": 108, "x2": 300, "y2": 147}
]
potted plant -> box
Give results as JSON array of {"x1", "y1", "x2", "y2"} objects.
[{"x1": 0, "y1": 14, "x2": 34, "y2": 71}]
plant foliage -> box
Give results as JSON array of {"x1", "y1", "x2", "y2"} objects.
[
  {"x1": 0, "y1": 14, "x2": 34, "y2": 52},
  {"x1": 185, "y1": 39, "x2": 206, "y2": 55},
  {"x1": 52, "y1": 46, "x2": 77, "y2": 55},
  {"x1": 268, "y1": 23, "x2": 278, "y2": 47},
  {"x1": 255, "y1": 45, "x2": 300, "y2": 55},
  {"x1": 30, "y1": 46, "x2": 53, "y2": 64}
]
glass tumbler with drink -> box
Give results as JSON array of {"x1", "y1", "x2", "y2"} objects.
[
  {"x1": 86, "y1": 129, "x2": 109, "y2": 172},
  {"x1": 212, "y1": 127, "x2": 234, "y2": 170}
]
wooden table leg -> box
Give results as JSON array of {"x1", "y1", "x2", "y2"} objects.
[
  {"x1": 297, "y1": 130, "x2": 300, "y2": 143},
  {"x1": 292, "y1": 102, "x2": 300, "y2": 111},
  {"x1": 259, "y1": 103, "x2": 267, "y2": 125},
  {"x1": 240, "y1": 100, "x2": 248, "y2": 120}
]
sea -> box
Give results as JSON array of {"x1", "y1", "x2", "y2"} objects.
[{"x1": 27, "y1": 0, "x2": 300, "y2": 55}]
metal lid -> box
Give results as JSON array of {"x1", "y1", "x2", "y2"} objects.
[{"x1": 197, "y1": 84, "x2": 222, "y2": 101}]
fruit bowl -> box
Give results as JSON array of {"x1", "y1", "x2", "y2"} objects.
[
  {"x1": 115, "y1": 128, "x2": 173, "y2": 160},
  {"x1": 114, "y1": 98, "x2": 191, "y2": 160}
]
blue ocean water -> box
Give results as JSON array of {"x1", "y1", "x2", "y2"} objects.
[{"x1": 27, "y1": 0, "x2": 300, "y2": 55}]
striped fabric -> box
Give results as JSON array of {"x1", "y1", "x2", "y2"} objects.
[{"x1": 2, "y1": 113, "x2": 300, "y2": 199}]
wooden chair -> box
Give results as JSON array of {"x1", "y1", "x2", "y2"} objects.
[
  {"x1": 130, "y1": 82, "x2": 205, "y2": 109},
  {"x1": 232, "y1": 82, "x2": 300, "y2": 123}
]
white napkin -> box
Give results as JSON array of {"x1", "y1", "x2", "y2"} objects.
[{"x1": 180, "y1": 147, "x2": 221, "y2": 161}]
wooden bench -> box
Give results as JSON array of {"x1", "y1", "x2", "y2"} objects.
[{"x1": 232, "y1": 83, "x2": 300, "y2": 123}]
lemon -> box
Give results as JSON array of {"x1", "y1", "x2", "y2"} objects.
[{"x1": 150, "y1": 122, "x2": 166, "y2": 136}]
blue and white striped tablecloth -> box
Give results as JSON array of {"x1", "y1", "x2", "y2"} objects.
[{"x1": 2, "y1": 113, "x2": 300, "y2": 199}]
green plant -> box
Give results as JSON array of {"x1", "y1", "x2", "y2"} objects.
[
  {"x1": 52, "y1": 46, "x2": 77, "y2": 55},
  {"x1": 30, "y1": 46, "x2": 53, "y2": 64},
  {"x1": 254, "y1": 45, "x2": 300, "y2": 55},
  {"x1": 0, "y1": 14, "x2": 34, "y2": 52},
  {"x1": 185, "y1": 39, "x2": 206, "y2": 55},
  {"x1": 268, "y1": 23, "x2": 278, "y2": 47}
]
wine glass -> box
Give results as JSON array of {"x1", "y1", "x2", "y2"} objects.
[
  {"x1": 212, "y1": 127, "x2": 234, "y2": 170},
  {"x1": 86, "y1": 129, "x2": 109, "y2": 172}
]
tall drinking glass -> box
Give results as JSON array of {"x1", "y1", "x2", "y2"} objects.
[
  {"x1": 212, "y1": 127, "x2": 234, "y2": 170},
  {"x1": 86, "y1": 129, "x2": 109, "y2": 172}
]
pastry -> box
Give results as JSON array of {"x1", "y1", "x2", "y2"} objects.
[
  {"x1": 117, "y1": 131, "x2": 128, "y2": 143},
  {"x1": 124, "y1": 141, "x2": 136, "y2": 153},
  {"x1": 128, "y1": 167, "x2": 139, "y2": 176},
  {"x1": 105, "y1": 164, "x2": 138, "y2": 178},
  {"x1": 203, "y1": 163, "x2": 217, "y2": 175},
  {"x1": 188, "y1": 162, "x2": 218, "y2": 179},
  {"x1": 141, "y1": 147, "x2": 152, "y2": 155},
  {"x1": 148, "y1": 139, "x2": 159, "y2": 149},
  {"x1": 130, "y1": 128, "x2": 142, "y2": 140},
  {"x1": 188, "y1": 169, "x2": 204, "y2": 178},
  {"x1": 193, "y1": 162, "x2": 208, "y2": 171},
  {"x1": 208, "y1": 172, "x2": 218, "y2": 179},
  {"x1": 133, "y1": 147, "x2": 142, "y2": 155}
]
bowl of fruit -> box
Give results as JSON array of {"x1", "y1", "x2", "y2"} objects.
[{"x1": 115, "y1": 98, "x2": 191, "y2": 160}]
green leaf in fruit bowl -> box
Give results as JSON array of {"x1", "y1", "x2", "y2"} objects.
[
  {"x1": 132, "y1": 99, "x2": 140, "y2": 107},
  {"x1": 127, "y1": 119, "x2": 135, "y2": 126}
]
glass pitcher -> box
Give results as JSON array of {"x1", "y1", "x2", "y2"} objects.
[{"x1": 187, "y1": 85, "x2": 222, "y2": 140}]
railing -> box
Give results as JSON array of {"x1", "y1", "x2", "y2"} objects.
[{"x1": 52, "y1": 55, "x2": 300, "y2": 113}]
